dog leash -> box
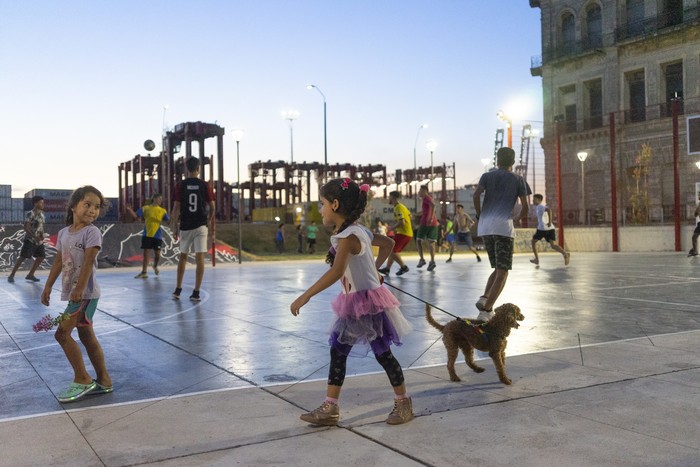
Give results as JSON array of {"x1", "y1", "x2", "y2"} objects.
[
  {"x1": 383, "y1": 280, "x2": 485, "y2": 330},
  {"x1": 383, "y1": 281, "x2": 460, "y2": 318}
]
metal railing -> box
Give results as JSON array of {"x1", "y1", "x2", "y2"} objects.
[{"x1": 531, "y1": 6, "x2": 699, "y2": 69}]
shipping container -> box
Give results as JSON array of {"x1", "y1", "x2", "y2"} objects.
[
  {"x1": 0, "y1": 209, "x2": 12, "y2": 223},
  {"x1": 0, "y1": 198, "x2": 11, "y2": 210},
  {"x1": 12, "y1": 198, "x2": 23, "y2": 211},
  {"x1": 11, "y1": 210, "x2": 24, "y2": 223},
  {"x1": 0, "y1": 184, "x2": 11, "y2": 198},
  {"x1": 25, "y1": 188, "x2": 74, "y2": 199},
  {"x1": 44, "y1": 211, "x2": 66, "y2": 224}
]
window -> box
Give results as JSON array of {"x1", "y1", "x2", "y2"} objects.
[
  {"x1": 626, "y1": 70, "x2": 646, "y2": 123},
  {"x1": 559, "y1": 85, "x2": 577, "y2": 132},
  {"x1": 584, "y1": 79, "x2": 603, "y2": 129},
  {"x1": 626, "y1": 0, "x2": 645, "y2": 37},
  {"x1": 662, "y1": 61, "x2": 683, "y2": 117},
  {"x1": 662, "y1": 0, "x2": 683, "y2": 27},
  {"x1": 584, "y1": 4, "x2": 603, "y2": 49},
  {"x1": 561, "y1": 12, "x2": 576, "y2": 55}
]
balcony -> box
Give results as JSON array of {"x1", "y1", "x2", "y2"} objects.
[{"x1": 616, "y1": 6, "x2": 700, "y2": 42}]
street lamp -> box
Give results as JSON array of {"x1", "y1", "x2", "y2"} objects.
[
  {"x1": 162, "y1": 105, "x2": 169, "y2": 134},
  {"x1": 577, "y1": 151, "x2": 588, "y2": 225},
  {"x1": 496, "y1": 110, "x2": 513, "y2": 148},
  {"x1": 281, "y1": 110, "x2": 299, "y2": 164},
  {"x1": 306, "y1": 85, "x2": 327, "y2": 182},
  {"x1": 232, "y1": 129, "x2": 246, "y2": 264},
  {"x1": 426, "y1": 140, "x2": 438, "y2": 192},
  {"x1": 413, "y1": 123, "x2": 428, "y2": 210}
]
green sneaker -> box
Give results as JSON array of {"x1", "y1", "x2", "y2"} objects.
[{"x1": 58, "y1": 381, "x2": 97, "y2": 403}]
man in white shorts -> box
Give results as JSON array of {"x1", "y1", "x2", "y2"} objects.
[{"x1": 171, "y1": 157, "x2": 215, "y2": 301}]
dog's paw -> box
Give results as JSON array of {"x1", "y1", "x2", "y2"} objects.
[
  {"x1": 500, "y1": 377, "x2": 512, "y2": 385},
  {"x1": 449, "y1": 375, "x2": 462, "y2": 382},
  {"x1": 473, "y1": 367, "x2": 485, "y2": 374}
]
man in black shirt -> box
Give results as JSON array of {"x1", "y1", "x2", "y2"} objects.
[{"x1": 171, "y1": 157, "x2": 215, "y2": 301}]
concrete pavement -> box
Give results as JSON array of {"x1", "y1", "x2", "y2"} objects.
[{"x1": 1, "y1": 252, "x2": 700, "y2": 465}]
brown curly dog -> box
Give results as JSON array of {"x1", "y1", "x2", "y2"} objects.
[{"x1": 425, "y1": 303, "x2": 524, "y2": 385}]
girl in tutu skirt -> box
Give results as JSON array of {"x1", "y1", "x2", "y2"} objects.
[{"x1": 290, "y1": 177, "x2": 414, "y2": 426}]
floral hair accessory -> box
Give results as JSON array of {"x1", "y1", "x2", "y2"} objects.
[
  {"x1": 359, "y1": 184, "x2": 370, "y2": 193},
  {"x1": 340, "y1": 177, "x2": 352, "y2": 190}
]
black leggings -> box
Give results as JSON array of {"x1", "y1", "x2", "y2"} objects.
[{"x1": 328, "y1": 347, "x2": 405, "y2": 387}]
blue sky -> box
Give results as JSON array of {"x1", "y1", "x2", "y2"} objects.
[{"x1": 1, "y1": 1, "x2": 544, "y2": 198}]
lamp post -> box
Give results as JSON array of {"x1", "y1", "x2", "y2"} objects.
[
  {"x1": 162, "y1": 105, "x2": 169, "y2": 133},
  {"x1": 281, "y1": 110, "x2": 299, "y2": 163},
  {"x1": 232, "y1": 129, "x2": 245, "y2": 264},
  {"x1": 577, "y1": 151, "x2": 588, "y2": 225},
  {"x1": 426, "y1": 140, "x2": 438, "y2": 193},
  {"x1": 413, "y1": 123, "x2": 428, "y2": 210},
  {"x1": 496, "y1": 110, "x2": 513, "y2": 148},
  {"x1": 306, "y1": 85, "x2": 327, "y2": 182}
]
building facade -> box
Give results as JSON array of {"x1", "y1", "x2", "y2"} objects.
[{"x1": 530, "y1": 0, "x2": 700, "y2": 225}]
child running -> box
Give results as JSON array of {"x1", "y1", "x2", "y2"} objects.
[
  {"x1": 290, "y1": 177, "x2": 414, "y2": 426},
  {"x1": 41, "y1": 186, "x2": 112, "y2": 403}
]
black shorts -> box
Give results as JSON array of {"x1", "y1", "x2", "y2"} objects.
[
  {"x1": 141, "y1": 236, "x2": 163, "y2": 250},
  {"x1": 694, "y1": 222, "x2": 700, "y2": 235},
  {"x1": 307, "y1": 238, "x2": 316, "y2": 246},
  {"x1": 533, "y1": 229, "x2": 556, "y2": 242},
  {"x1": 20, "y1": 240, "x2": 45, "y2": 259}
]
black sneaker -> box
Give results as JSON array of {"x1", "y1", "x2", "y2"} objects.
[
  {"x1": 189, "y1": 290, "x2": 201, "y2": 302},
  {"x1": 427, "y1": 261, "x2": 436, "y2": 271},
  {"x1": 25, "y1": 275, "x2": 40, "y2": 282},
  {"x1": 417, "y1": 258, "x2": 426, "y2": 268},
  {"x1": 689, "y1": 249, "x2": 698, "y2": 257},
  {"x1": 396, "y1": 265, "x2": 409, "y2": 276},
  {"x1": 378, "y1": 267, "x2": 390, "y2": 275},
  {"x1": 172, "y1": 288, "x2": 182, "y2": 299},
  {"x1": 476, "y1": 255, "x2": 482, "y2": 262}
]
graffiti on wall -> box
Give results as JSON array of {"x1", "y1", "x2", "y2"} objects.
[{"x1": 0, "y1": 223, "x2": 237, "y2": 272}]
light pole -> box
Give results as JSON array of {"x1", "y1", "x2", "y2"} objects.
[
  {"x1": 306, "y1": 85, "x2": 327, "y2": 182},
  {"x1": 233, "y1": 129, "x2": 245, "y2": 264},
  {"x1": 577, "y1": 151, "x2": 588, "y2": 225},
  {"x1": 281, "y1": 110, "x2": 299, "y2": 163},
  {"x1": 413, "y1": 123, "x2": 428, "y2": 210},
  {"x1": 426, "y1": 140, "x2": 438, "y2": 193},
  {"x1": 526, "y1": 127, "x2": 541, "y2": 194},
  {"x1": 497, "y1": 110, "x2": 513, "y2": 148},
  {"x1": 162, "y1": 105, "x2": 169, "y2": 134}
]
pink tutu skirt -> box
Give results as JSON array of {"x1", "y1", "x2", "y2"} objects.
[{"x1": 329, "y1": 286, "x2": 413, "y2": 357}]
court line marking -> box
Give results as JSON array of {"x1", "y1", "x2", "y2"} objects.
[
  {"x1": 0, "y1": 288, "x2": 30, "y2": 309},
  {"x1": 595, "y1": 280, "x2": 700, "y2": 291},
  {"x1": 0, "y1": 287, "x2": 209, "y2": 359},
  {"x1": 3, "y1": 328, "x2": 699, "y2": 425}
]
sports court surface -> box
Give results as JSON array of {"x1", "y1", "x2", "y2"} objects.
[{"x1": 1, "y1": 252, "x2": 700, "y2": 465}]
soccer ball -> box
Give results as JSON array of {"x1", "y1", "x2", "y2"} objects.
[{"x1": 144, "y1": 139, "x2": 156, "y2": 151}]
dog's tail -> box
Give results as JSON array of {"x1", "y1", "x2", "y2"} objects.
[{"x1": 424, "y1": 304, "x2": 445, "y2": 332}]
